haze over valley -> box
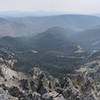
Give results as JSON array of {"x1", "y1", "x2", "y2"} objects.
[{"x1": 1, "y1": 0, "x2": 100, "y2": 100}]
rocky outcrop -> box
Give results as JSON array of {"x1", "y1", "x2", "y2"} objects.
[
  {"x1": 0, "y1": 54, "x2": 100, "y2": 100},
  {"x1": 0, "y1": 57, "x2": 64, "y2": 100}
]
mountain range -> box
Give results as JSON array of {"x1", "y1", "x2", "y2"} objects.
[{"x1": 0, "y1": 14, "x2": 100, "y2": 37}]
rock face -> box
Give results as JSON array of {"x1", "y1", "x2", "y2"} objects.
[
  {"x1": 0, "y1": 53, "x2": 100, "y2": 100},
  {"x1": 0, "y1": 56, "x2": 63, "y2": 100}
]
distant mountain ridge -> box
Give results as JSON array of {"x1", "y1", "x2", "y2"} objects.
[{"x1": 0, "y1": 14, "x2": 100, "y2": 36}]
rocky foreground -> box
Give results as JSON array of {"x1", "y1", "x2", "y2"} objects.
[{"x1": 0, "y1": 55, "x2": 100, "y2": 100}]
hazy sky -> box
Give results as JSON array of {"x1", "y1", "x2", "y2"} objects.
[{"x1": 0, "y1": 0, "x2": 100, "y2": 14}]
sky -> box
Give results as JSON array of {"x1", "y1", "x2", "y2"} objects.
[{"x1": 0, "y1": 0, "x2": 100, "y2": 14}]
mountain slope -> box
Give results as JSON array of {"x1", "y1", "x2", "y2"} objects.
[
  {"x1": 72, "y1": 26, "x2": 100, "y2": 52},
  {"x1": 0, "y1": 18, "x2": 16, "y2": 37},
  {"x1": 32, "y1": 27, "x2": 76, "y2": 54}
]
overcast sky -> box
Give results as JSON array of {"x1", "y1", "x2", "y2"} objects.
[{"x1": 0, "y1": 0, "x2": 100, "y2": 14}]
